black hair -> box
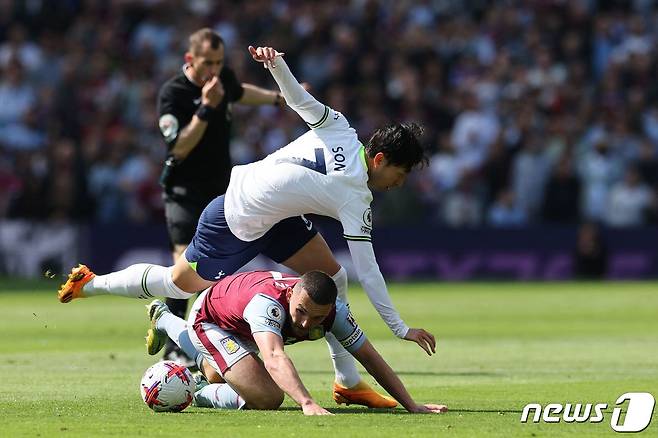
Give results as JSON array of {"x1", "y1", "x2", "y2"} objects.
[
  {"x1": 365, "y1": 122, "x2": 429, "y2": 172},
  {"x1": 299, "y1": 271, "x2": 337, "y2": 305}
]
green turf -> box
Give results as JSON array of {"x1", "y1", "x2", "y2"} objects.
[{"x1": 1, "y1": 279, "x2": 657, "y2": 437}]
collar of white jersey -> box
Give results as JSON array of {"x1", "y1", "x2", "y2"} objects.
[{"x1": 358, "y1": 144, "x2": 367, "y2": 170}]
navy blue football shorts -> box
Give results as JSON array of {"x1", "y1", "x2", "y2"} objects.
[{"x1": 184, "y1": 195, "x2": 318, "y2": 281}]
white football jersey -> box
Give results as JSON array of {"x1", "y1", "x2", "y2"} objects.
[
  {"x1": 225, "y1": 107, "x2": 373, "y2": 243},
  {"x1": 223, "y1": 55, "x2": 409, "y2": 338}
]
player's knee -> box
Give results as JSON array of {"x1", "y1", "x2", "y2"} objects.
[
  {"x1": 170, "y1": 261, "x2": 202, "y2": 293},
  {"x1": 246, "y1": 390, "x2": 284, "y2": 410}
]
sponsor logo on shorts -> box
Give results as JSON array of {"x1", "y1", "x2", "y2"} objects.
[
  {"x1": 301, "y1": 215, "x2": 313, "y2": 231},
  {"x1": 220, "y1": 336, "x2": 240, "y2": 355}
]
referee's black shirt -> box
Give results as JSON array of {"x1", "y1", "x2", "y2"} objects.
[{"x1": 157, "y1": 65, "x2": 244, "y2": 203}]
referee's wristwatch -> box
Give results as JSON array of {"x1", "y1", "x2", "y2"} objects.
[{"x1": 196, "y1": 104, "x2": 215, "y2": 121}]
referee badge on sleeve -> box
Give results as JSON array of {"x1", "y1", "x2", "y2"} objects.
[{"x1": 159, "y1": 114, "x2": 179, "y2": 142}]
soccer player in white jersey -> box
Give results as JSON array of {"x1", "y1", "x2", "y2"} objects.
[{"x1": 58, "y1": 45, "x2": 435, "y2": 409}]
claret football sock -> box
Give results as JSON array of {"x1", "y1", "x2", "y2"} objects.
[
  {"x1": 194, "y1": 383, "x2": 246, "y2": 410},
  {"x1": 83, "y1": 264, "x2": 191, "y2": 299}
]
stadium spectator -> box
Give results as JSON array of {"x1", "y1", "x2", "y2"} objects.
[
  {"x1": 605, "y1": 167, "x2": 654, "y2": 227},
  {"x1": 511, "y1": 135, "x2": 553, "y2": 220},
  {"x1": 442, "y1": 176, "x2": 482, "y2": 227},
  {"x1": 573, "y1": 222, "x2": 608, "y2": 279},
  {"x1": 1, "y1": 1, "x2": 658, "y2": 230},
  {"x1": 578, "y1": 139, "x2": 621, "y2": 221},
  {"x1": 487, "y1": 188, "x2": 527, "y2": 228},
  {"x1": 541, "y1": 154, "x2": 581, "y2": 224}
]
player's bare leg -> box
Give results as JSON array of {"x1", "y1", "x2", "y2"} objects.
[
  {"x1": 171, "y1": 252, "x2": 215, "y2": 293},
  {"x1": 282, "y1": 233, "x2": 397, "y2": 409},
  {"x1": 221, "y1": 354, "x2": 284, "y2": 410},
  {"x1": 281, "y1": 233, "x2": 341, "y2": 276},
  {"x1": 199, "y1": 359, "x2": 225, "y2": 384}
]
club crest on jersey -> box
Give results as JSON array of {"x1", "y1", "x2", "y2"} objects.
[
  {"x1": 220, "y1": 336, "x2": 240, "y2": 355},
  {"x1": 363, "y1": 208, "x2": 372, "y2": 227},
  {"x1": 309, "y1": 326, "x2": 325, "y2": 340}
]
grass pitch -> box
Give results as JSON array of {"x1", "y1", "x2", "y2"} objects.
[{"x1": 0, "y1": 279, "x2": 657, "y2": 437}]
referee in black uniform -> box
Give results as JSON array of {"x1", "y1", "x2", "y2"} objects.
[{"x1": 157, "y1": 28, "x2": 284, "y2": 364}]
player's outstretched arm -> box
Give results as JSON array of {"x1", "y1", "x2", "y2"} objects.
[
  {"x1": 248, "y1": 45, "x2": 329, "y2": 128},
  {"x1": 347, "y1": 240, "x2": 437, "y2": 355},
  {"x1": 253, "y1": 331, "x2": 333, "y2": 415},
  {"x1": 351, "y1": 339, "x2": 448, "y2": 414}
]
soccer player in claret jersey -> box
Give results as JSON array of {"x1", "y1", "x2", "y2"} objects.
[
  {"x1": 58, "y1": 44, "x2": 435, "y2": 408},
  {"x1": 145, "y1": 270, "x2": 447, "y2": 415}
]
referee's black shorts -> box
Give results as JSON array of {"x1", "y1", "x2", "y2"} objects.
[{"x1": 163, "y1": 195, "x2": 209, "y2": 248}]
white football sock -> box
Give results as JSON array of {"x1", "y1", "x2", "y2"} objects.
[
  {"x1": 83, "y1": 264, "x2": 192, "y2": 299},
  {"x1": 194, "y1": 383, "x2": 246, "y2": 410},
  {"x1": 156, "y1": 311, "x2": 200, "y2": 364},
  {"x1": 333, "y1": 266, "x2": 348, "y2": 302},
  {"x1": 326, "y1": 266, "x2": 361, "y2": 388},
  {"x1": 325, "y1": 332, "x2": 361, "y2": 388}
]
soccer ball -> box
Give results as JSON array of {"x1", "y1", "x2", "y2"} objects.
[{"x1": 140, "y1": 361, "x2": 196, "y2": 412}]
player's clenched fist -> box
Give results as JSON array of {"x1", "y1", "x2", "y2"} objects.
[
  {"x1": 248, "y1": 45, "x2": 285, "y2": 68},
  {"x1": 202, "y1": 76, "x2": 224, "y2": 108}
]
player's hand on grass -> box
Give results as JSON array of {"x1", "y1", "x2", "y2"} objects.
[
  {"x1": 408, "y1": 403, "x2": 448, "y2": 414},
  {"x1": 202, "y1": 76, "x2": 224, "y2": 108},
  {"x1": 301, "y1": 401, "x2": 334, "y2": 416},
  {"x1": 403, "y1": 328, "x2": 436, "y2": 356},
  {"x1": 248, "y1": 45, "x2": 285, "y2": 69}
]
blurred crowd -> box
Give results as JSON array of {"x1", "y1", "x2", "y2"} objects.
[{"x1": 2, "y1": 0, "x2": 658, "y2": 228}]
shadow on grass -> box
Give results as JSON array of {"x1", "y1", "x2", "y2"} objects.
[
  {"x1": 450, "y1": 409, "x2": 523, "y2": 414},
  {"x1": 179, "y1": 406, "x2": 397, "y2": 415},
  {"x1": 182, "y1": 406, "x2": 520, "y2": 415},
  {"x1": 298, "y1": 370, "x2": 500, "y2": 377}
]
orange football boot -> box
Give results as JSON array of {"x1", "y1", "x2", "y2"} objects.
[
  {"x1": 58, "y1": 264, "x2": 95, "y2": 303},
  {"x1": 333, "y1": 380, "x2": 398, "y2": 408}
]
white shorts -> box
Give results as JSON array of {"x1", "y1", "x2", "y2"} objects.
[{"x1": 187, "y1": 290, "x2": 258, "y2": 375}]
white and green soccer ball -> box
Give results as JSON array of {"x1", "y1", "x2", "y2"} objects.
[{"x1": 140, "y1": 361, "x2": 196, "y2": 412}]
